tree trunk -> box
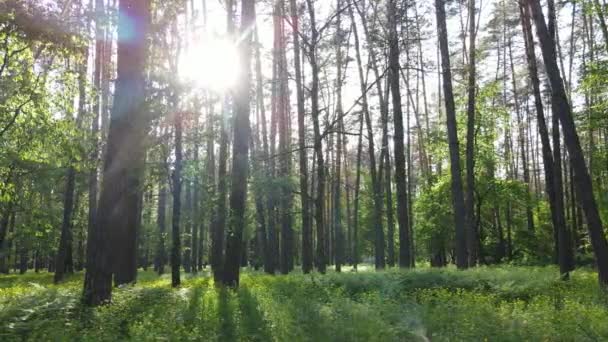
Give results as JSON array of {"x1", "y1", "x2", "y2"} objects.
[
  {"x1": 222, "y1": 0, "x2": 254, "y2": 287},
  {"x1": 0, "y1": 202, "x2": 14, "y2": 274},
  {"x1": 84, "y1": 0, "x2": 149, "y2": 301},
  {"x1": 88, "y1": 0, "x2": 104, "y2": 268},
  {"x1": 276, "y1": 0, "x2": 293, "y2": 275},
  {"x1": 251, "y1": 26, "x2": 270, "y2": 273},
  {"x1": 464, "y1": 0, "x2": 478, "y2": 267},
  {"x1": 508, "y1": 37, "x2": 535, "y2": 234},
  {"x1": 171, "y1": 109, "x2": 183, "y2": 287},
  {"x1": 84, "y1": 1, "x2": 146, "y2": 306},
  {"x1": 290, "y1": 0, "x2": 312, "y2": 274},
  {"x1": 519, "y1": 1, "x2": 573, "y2": 277},
  {"x1": 435, "y1": 0, "x2": 468, "y2": 269},
  {"x1": 528, "y1": 0, "x2": 608, "y2": 286},
  {"x1": 306, "y1": 0, "x2": 326, "y2": 274},
  {"x1": 156, "y1": 175, "x2": 167, "y2": 274},
  {"x1": 55, "y1": 166, "x2": 76, "y2": 283},
  {"x1": 388, "y1": 0, "x2": 410, "y2": 269},
  {"x1": 333, "y1": 0, "x2": 344, "y2": 272}
]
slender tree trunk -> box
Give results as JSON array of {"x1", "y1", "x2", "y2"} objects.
[
  {"x1": 203, "y1": 103, "x2": 215, "y2": 272},
  {"x1": 171, "y1": 110, "x2": 183, "y2": 287},
  {"x1": 333, "y1": 0, "x2": 344, "y2": 272},
  {"x1": 222, "y1": 0, "x2": 254, "y2": 286},
  {"x1": 251, "y1": 27, "x2": 270, "y2": 273},
  {"x1": 0, "y1": 201, "x2": 14, "y2": 274},
  {"x1": 306, "y1": 0, "x2": 326, "y2": 274},
  {"x1": 276, "y1": 0, "x2": 293, "y2": 275},
  {"x1": 350, "y1": 0, "x2": 384, "y2": 270},
  {"x1": 183, "y1": 174, "x2": 192, "y2": 273},
  {"x1": 464, "y1": 0, "x2": 478, "y2": 267},
  {"x1": 385, "y1": 150, "x2": 396, "y2": 267},
  {"x1": 290, "y1": 0, "x2": 312, "y2": 274},
  {"x1": 519, "y1": 1, "x2": 572, "y2": 276},
  {"x1": 528, "y1": 0, "x2": 608, "y2": 286},
  {"x1": 211, "y1": 98, "x2": 229, "y2": 282},
  {"x1": 192, "y1": 159, "x2": 199, "y2": 272},
  {"x1": 435, "y1": 0, "x2": 468, "y2": 269},
  {"x1": 55, "y1": 166, "x2": 77, "y2": 283},
  {"x1": 388, "y1": 0, "x2": 409, "y2": 270},
  {"x1": 156, "y1": 175, "x2": 167, "y2": 274},
  {"x1": 508, "y1": 37, "x2": 535, "y2": 234}
]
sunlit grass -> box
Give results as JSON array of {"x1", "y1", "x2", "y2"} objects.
[{"x1": 0, "y1": 266, "x2": 607, "y2": 341}]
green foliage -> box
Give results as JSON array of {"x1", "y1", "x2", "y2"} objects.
[{"x1": 1, "y1": 266, "x2": 607, "y2": 341}]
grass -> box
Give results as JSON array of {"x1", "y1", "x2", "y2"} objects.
[{"x1": 0, "y1": 266, "x2": 607, "y2": 341}]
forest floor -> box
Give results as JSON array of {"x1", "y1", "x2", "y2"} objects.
[{"x1": 0, "y1": 265, "x2": 607, "y2": 341}]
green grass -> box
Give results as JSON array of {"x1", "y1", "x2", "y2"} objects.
[{"x1": 1, "y1": 266, "x2": 607, "y2": 341}]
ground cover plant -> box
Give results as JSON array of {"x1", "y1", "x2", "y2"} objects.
[{"x1": 1, "y1": 266, "x2": 607, "y2": 341}]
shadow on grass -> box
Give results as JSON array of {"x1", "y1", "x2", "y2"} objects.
[
  {"x1": 218, "y1": 288, "x2": 237, "y2": 341},
  {"x1": 236, "y1": 286, "x2": 273, "y2": 341}
]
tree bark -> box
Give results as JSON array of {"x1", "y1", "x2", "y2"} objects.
[
  {"x1": 222, "y1": 0, "x2": 254, "y2": 287},
  {"x1": 333, "y1": 0, "x2": 344, "y2": 272},
  {"x1": 519, "y1": 0, "x2": 573, "y2": 277},
  {"x1": 464, "y1": 0, "x2": 478, "y2": 267},
  {"x1": 435, "y1": 0, "x2": 468, "y2": 269},
  {"x1": 388, "y1": 0, "x2": 410, "y2": 269},
  {"x1": 84, "y1": 0, "x2": 149, "y2": 304},
  {"x1": 290, "y1": 0, "x2": 312, "y2": 274},
  {"x1": 171, "y1": 110, "x2": 183, "y2": 287},
  {"x1": 306, "y1": 0, "x2": 326, "y2": 274},
  {"x1": 528, "y1": 0, "x2": 608, "y2": 286}
]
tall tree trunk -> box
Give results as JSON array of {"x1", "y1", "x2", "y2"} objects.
[
  {"x1": 222, "y1": 0, "x2": 254, "y2": 287},
  {"x1": 55, "y1": 166, "x2": 77, "y2": 283},
  {"x1": 350, "y1": 0, "x2": 384, "y2": 270},
  {"x1": 519, "y1": 1, "x2": 572, "y2": 277},
  {"x1": 384, "y1": 150, "x2": 395, "y2": 267},
  {"x1": 306, "y1": 0, "x2": 326, "y2": 274},
  {"x1": 276, "y1": 0, "x2": 293, "y2": 275},
  {"x1": 528, "y1": 0, "x2": 608, "y2": 286},
  {"x1": 290, "y1": 0, "x2": 312, "y2": 274},
  {"x1": 192, "y1": 160, "x2": 199, "y2": 272},
  {"x1": 183, "y1": 174, "x2": 192, "y2": 273},
  {"x1": 171, "y1": 110, "x2": 183, "y2": 288},
  {"x1": 84, "y1": 0, "x2": 150, "y2": 301},
  {"x1": 388, "y1": 0, "x2": 410, "y2": 269},
  {"x1": 98, "y1": 0, "x2": 148, "y2": 290},
  {"x1": 88, "y1": 0, "x2": 104, "y2": 265},
  {"x1": 333, "y1": 0, "x2": 344, "y2": 272},
  {"x1": 348, "y1": 4, "x2": 365, "y2": 269},
  {"x1": 252, "y1": 26, "x2": 269, "y2": 273},
  {"x1": 156, "y1": 175, "x2": 167, "y2": 274},
  {"x1": 464, "y1": 0, "x2": 478, "y2": 267},
  {"x1": 508, "y1": 37, "x2": 535, "y2": 234},
  {"x1": 0, "y1": 201, "x2": 14, "y2": 274},
  {"x1": 435, "y1": 0, "x2": 468, "y2": 269},
  {"x1": 211, "y1": 99, "x2": 229, "y2": 282}
]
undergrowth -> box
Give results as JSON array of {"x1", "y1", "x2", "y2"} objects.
[{"x1": 0, "y1": 266, "x2": 606, "y2": 341}]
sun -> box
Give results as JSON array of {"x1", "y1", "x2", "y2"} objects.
[{"x1": 178, "y1": 36, "x2": 240, "y2": 91}]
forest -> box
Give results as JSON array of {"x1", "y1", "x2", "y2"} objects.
[{"x1": 1, "y1": 0, "x2": 608, "y2": 340}]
